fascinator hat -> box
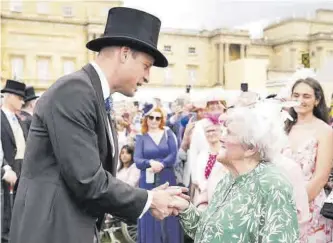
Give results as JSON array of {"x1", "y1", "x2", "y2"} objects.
[
  {"x1": 200, "y1": 112, "x2": 223, "y2": 130},
  {"x1": 142, "y1": 103, "x2": 156, "y2": 117}
]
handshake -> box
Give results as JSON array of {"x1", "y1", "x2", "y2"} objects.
[{"x1": 149, "y1": 182, "x2": 191, "y2": 220}]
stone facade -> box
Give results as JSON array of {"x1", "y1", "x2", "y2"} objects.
[{"x1": 1, "y1": 2, "x2": 333, "y2": 93}]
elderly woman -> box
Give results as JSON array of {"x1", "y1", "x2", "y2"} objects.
[{"x1": 173, "y1": 106, "x2": 299, "y2": 243}]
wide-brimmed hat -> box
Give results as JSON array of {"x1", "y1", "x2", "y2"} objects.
[
  {"x1": 1, "y1": 79, "x2": 26, "y2": 98},
  {"x1": 24, "y1": 86, "x2": 39, "y2": 102},
  {"x1": 86, "y1": 7, "x2": 168, "y2": 68}
]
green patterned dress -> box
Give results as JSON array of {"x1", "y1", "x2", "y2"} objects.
[{"x1": 179, "y1": 162, "x2": 299, "y2": 243}]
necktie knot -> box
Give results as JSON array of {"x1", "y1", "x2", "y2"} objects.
[{"x1": 11, "y1": 114, "x2": 18, "y2": 123}]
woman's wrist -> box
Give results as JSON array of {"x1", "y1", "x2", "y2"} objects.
[
  {"x1": 181, "y1": 141, "x2": 189, "y2": 151},
  {"x1": 179, "y1": 201, "x2": 191, "y2": 216}
]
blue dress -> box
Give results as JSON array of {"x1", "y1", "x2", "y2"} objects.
[{"x1": 134, "y1": 128, "x2": 183, "y2": 243}]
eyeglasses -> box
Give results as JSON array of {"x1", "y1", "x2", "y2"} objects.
[{"x1": 148, "y1": 116, "x2": 162, "y2": 122}]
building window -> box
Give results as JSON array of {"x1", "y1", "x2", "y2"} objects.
[
  {"x1": 187, "y1": 66, "x2": 197, "y2": 84},
  {"x1": 188, "y1": 47, "x2": 196, "y2": 54},
  {"x1": 301, "y1": 53, "x2": 310, "y2": 68},
  {"x1": 37, "y1": 57, "x2": 50, "y2": 83},
  {"x1": 37, "y1": 1, "x2": 48, "y2": 14},
  {"x1": 10, "y1": 0, "x2": 22, "y2": 12},
  {"x1": 164, "y1": 65, "x2": 173, "y2": 84},
  {"x1": 63, "y1": 59, "x2": 75, "y2": 75},
  {"x1": 10, "y1": 56, "x2": 24, "y2": 80},
  {"x1": 163, "y1": 45, "x2": 171, "y2": 52},
  {"x1": 62, "y1": 6, "x2": 73, "y2": 17}
]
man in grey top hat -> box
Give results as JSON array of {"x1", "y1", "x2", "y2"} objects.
[{"x1": 9, "y1": 7, "x2": 187, "y2": 243}]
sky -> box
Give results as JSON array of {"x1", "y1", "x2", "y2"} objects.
[{"x1": 124, "y1": 0, "x2": 333, "y2": 38}]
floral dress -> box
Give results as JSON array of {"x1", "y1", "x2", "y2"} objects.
[
  {"x1": 283, "y1": 138, "x2": 333, "y2": 242},
  {"x1": 179, "y1": 162, "x2": 299, "y2": 243}
]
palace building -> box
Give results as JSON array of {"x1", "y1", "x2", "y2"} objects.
[{"x1": 1, "y1": 1, "x2": 333, "y2": 96}]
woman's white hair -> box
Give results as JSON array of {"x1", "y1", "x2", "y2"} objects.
[{"x1": 226, "y1": 101, "x2": 288, "y2": 161}]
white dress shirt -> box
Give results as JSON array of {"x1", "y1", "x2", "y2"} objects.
[
  {"x1": 2, "y1": 107, "x2": 26, "y2": 160},
  {"x1": 90, "y1": 61, "x2": 152, "y2": 218}
]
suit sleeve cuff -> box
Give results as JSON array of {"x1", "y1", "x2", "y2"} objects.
[
  {"x1": 3, "y1": 165, "x2": 11, "y2": 171},
  {"x1": 139, "y1": 190, "x2": 153, "y2": 218}
]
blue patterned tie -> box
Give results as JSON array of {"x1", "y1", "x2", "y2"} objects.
[{"x1": 105, "y1": 96, "x2": 113, "y2": 114}]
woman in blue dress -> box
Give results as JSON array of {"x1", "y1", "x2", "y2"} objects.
[{"x1": 134, "y1": 103, "x2": 182, "y2": 243}]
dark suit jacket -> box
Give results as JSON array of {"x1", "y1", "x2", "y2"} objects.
[
  {"x1": 18, "y1": 110, "x2": 33, "y2": 132},
  {"x1": 9, "y1": 64, "x2": 148, "y2": 243},
  {"x1": 1, "y1": 111, "x2": 28, "y2": 175}
]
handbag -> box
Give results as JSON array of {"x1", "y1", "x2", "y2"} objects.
[{"x1": 320, "y1": 190, "x2": 333, "y2": 219}]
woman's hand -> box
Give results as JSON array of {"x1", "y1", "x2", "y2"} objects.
[
  {"x1": 150, "y1": 160, "x2": 164, "y2": 173},
  {"x1": 169, "y1": 195, "x2": 190, "y2": 215},
  {"x1": 181, "y1": 121, "x2": 195, "y2": 151}
]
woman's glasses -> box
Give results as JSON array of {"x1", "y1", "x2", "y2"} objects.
[{"x1": 148, "y1": 115, "x2": 162, "y2": 122}]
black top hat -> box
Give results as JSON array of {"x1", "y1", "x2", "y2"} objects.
[
  {"x1": 1, "y1": 79, "x2": 26, "y2": 98},
  {"x1": 86, "y1": 7, "x2": 168, "y2": 68},
  {"x1": 24, "y1": 86, "x2": 39, "y2": 102}
]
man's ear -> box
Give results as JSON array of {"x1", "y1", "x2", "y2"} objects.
[{"x1": 120, "y1": 46, "x2": 131, "y2": 63}]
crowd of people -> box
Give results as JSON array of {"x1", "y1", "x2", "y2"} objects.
[
  {"x1": 2, "y1": 6, "x2": 333, "y2": 243},
  {"x1": 105, "y1": 76, "x2": 333, "y2": 243},
  {"x1": 2, "y1": 76, "x2": 333, "y2": 243}
]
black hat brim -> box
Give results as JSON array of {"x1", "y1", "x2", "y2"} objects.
[
  {"x1": 25, "y1": 95, "x2": 39, "y2": 102},
  {"x1": 86, "y1": 36, "x2": 168, "y2": 68},
  {"x1": 1, "y1": 88, "x2": 25, "y2": 98}
]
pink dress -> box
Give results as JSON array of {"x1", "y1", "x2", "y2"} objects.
[{"x1": 283, "y1": 138, "x2": 333, "y2": 242}]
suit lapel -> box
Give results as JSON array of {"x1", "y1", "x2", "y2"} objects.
[
  {"x1": 1, "y1": 110, "x2": 15, "y2": 145},
  {"x1": 82, "y1": 64, "x2": 115, "y2": 160},
  {"x1": 17, "y1": 116, "x2": 28, "y2": 139}
]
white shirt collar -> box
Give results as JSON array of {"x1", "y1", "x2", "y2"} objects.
[
  {"x1": 90, "y1": 61, "x2": 110, "y2": 100},
  {"x1": 2, "y1": 107, "x2": 15, "y2": 118}
]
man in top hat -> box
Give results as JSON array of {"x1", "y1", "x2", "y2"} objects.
[
  {"x1": 0, "y1": 79, "x2": 28, "y2": 243},
  {"x1": 18, "y1": 86, "x2": 39, "y2": 131},
  {"x1": 10, "y1": 7, "x2": 187, "y2": 243}
]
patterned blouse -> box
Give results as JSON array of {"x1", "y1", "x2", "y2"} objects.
[{"x1": 179, "y1": 162, "x2": 299, "y2": 243}]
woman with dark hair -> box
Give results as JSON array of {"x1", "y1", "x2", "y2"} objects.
[
  {"x1": 328, "y1": 93, "x2": 333, "y2": 126},
  {"x1": 116, "y1": 145, "x2": 139, "y2": 187},
  {"x1": 283, "y1": 78, "x2": 333, "y2": 242}
]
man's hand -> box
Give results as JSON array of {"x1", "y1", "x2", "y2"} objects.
[
  {"x1": 150, "y1": 160, "x2": 164, "y2": 173},
  {"x1": 3, "y1": 169, "x2": 17, "y2": 186},
  {"x1": 166, "y1": 186, "x2": 190, "y2": 201},
  {"x1": 150, "y1": 183, "x2": 189, "y2": 220}
]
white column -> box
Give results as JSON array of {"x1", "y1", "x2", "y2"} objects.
[
  {"x1": 240, "y1": 44, "x2": 245, "y2": 59},
  {"x1": 290, "y1": 48, "x2": 296, "y2": 69},
  {"x1": 219, "y1": 43, "x2": 224, "y2": 85},
  {"x1": 316, "y1": 46, "x2": 323, "y2": 69},
  {"x1": 224, "y1": 43, "x2": 230, "y2": 62},
  {"x1": 88, "y1": 33, "x2": 95, "y2": 62}
]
